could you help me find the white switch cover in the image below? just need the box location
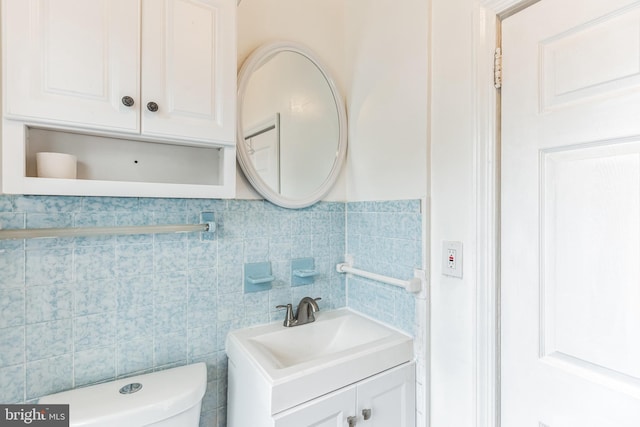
[442,241,463,278]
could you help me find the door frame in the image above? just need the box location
[471,1,534,426]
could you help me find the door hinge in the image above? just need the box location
[494,47,502,89]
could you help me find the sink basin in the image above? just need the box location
[226,308,413,415]
[248,310,400,369]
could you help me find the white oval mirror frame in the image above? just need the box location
[236,41,348,209]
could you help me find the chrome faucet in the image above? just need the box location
[295,296,320,324]
[276,297,321,327]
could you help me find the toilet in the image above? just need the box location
[38,363,207,427]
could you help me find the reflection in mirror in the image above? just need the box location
[237,42,347,209]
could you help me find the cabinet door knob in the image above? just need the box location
[347,416,357,427]
[121,96,135,107]
[362,408,372,420]
[147,102,159,112]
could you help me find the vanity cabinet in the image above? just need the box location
[226,309,415,427]
[274,363,415,427]
[273,363,415,427]
[1,0,236,198]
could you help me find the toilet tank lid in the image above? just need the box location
[38,363,207,427]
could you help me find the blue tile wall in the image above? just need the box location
[345,200,422,335]
[0,195,422,425]
[0,195,346,426]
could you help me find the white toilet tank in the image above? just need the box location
[38,363,207,427]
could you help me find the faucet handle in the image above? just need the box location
[275,303,295,327]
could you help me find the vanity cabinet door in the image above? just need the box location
[273,386,357,427]
[140,0,236,144]
[3,0,140,132]
[356,362,416,427]
[272,363,416,427]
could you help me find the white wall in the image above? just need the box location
[344,0,429,201]
[430,0,497,426]
[236,0,347,201]
[430,0,476,421]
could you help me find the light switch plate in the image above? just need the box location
[442,241,463,278]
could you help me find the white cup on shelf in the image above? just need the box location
[36,152,77,179]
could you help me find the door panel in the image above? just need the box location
[141,0,236,143]
[3,0,139,131]
[541,143,640,380]
[540,7,640,110]
[502,0,640,425]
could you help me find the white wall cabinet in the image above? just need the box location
[3,0,235,143]
[273,363,416,427]
[1,0,236,198]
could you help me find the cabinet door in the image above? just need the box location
[141,0,236,144]
[2,0,140,131]
[273,386,357,427]
[356,363,416,427]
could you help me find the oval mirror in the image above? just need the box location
[237,42,348,209]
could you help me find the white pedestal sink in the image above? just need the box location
[226,308,414,426]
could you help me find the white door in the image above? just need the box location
[248,131,280,192]
[356,362,415,427]
[245,114,281,192]
[3,0,139,131]
[502,0,640,426]
[273,386,356,427]
[141,0,236,143]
